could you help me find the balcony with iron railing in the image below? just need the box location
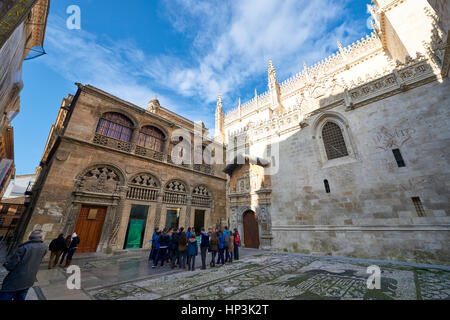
[93,134,215,176]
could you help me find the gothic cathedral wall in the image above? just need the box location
[270,77,450,264]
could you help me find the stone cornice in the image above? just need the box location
[272,224,450,232]
[228,55,442,142]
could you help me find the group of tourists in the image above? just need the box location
[47,232,81,269]
[149,226,241,271]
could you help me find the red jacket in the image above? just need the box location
[234,233,240,245]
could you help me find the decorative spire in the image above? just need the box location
[267,58,284,116]
[216,92,223,111]
[214,92,225,144]
[238,97,242,118]
[268,58,278,90]
[337,40,345,55]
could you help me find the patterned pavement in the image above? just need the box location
[1,249,449,300]
[86,252,450,300]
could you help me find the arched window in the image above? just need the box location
[137,126,165,152]
[322,122,349,160]
[96,112,133,142]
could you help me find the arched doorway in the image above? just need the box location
[243,210,259,249]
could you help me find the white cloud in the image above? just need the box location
[157,0,368,106]
[43,16,176,110]
[41,1,369,125]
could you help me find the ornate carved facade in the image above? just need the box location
[218,0,450,264]
[21,84,227,253]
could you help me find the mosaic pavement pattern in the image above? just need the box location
[86,253,450,300]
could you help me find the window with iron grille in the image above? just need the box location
[322,122,349,160]
[137,126,165,152]
[412,197,425,217]
[392,149,406,167]
[96,112,133,142]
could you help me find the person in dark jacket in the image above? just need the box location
[223,227,231,262]
[48,234,66,269]
[149,227,159,261]
[0,230,47,300]
[58,235,72,266]
[169,228,180,269]
[217,231,225,265]
[209,231,219,267]
[153,229,170,268]
[199,228,210,270]
[149,231,161,264]
[187,234,198,271]
[178,231,188,269]
[64,233,80,268]
[186,227,192,240]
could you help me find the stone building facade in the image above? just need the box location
[0,0,50,147]
[217,0,450,264]
[20,84,227,254]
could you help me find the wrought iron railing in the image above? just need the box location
[135,145,165,162]
[93,134,214,175]
[93,134,132,153]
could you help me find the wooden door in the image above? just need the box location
[243,210,259,249]
[74,206,107,253]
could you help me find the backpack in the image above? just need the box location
[223,234,230,248]
[171,233,179,248]
[178,233,187,246]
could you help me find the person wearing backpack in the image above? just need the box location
[149,227,159,261]
[170,228,180,269]
[48,234,66,269]
[223,227,231,263]
[199,228,210,270]
[153,229,169,268]
[233,229,240,261]
[217,231,225,266]
[178,231,188,269]
[187,234,198,271]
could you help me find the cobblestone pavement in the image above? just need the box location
[86,253,450,300]
[1,249,449,300]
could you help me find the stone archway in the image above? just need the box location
[68,164,126,253]
[243,210,259,249]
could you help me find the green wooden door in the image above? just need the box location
[125,219,145,249]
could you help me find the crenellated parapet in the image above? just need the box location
[224,32,384,125]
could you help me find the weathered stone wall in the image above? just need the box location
[270,77,450,264]
[24,87,227,252]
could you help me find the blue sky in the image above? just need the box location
[15,0,372,175]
